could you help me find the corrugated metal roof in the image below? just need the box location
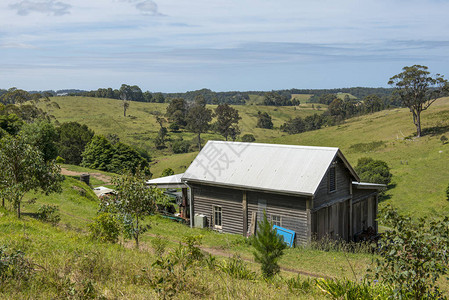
[352,181,386,190]
[146,173,186,189]
[182,141,357,196]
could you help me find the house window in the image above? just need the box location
[213,206,222,228]
[271,215,282,227]
[329,164,337,192]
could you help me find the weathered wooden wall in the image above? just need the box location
[313,157,352,209]
[247,191,309,245]
[192,184,244,234]
[191,183,310,245]
[312,200,350,241]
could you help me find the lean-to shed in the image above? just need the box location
[181,141,384,244]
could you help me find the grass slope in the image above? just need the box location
[38,96,449,217]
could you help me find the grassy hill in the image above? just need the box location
[38,96,449,217]
[0,174,379,298]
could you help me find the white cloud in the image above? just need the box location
[9,0,71,16]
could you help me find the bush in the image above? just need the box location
[369,205,449,299]
[89,212,121,243]
[241,134,256,142]
[252,212,287,278]
[55,156,65,164]
[286,276,313,295]
[217,255,256,280]
[355,157,392,185]
[0,246,33,282]
[161,168,174,177]
[172,139,190,154]
[37,205,61,225]
[151,235,169,257]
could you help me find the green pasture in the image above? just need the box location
[37,96,449,218]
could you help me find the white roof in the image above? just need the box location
[93,186,115,197]
[146,173,186,189]
[182,141,358,196]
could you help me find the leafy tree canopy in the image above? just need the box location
[355,157,392,185]
[0,134,63,218]
[388,65,448,137]
[56,122,94,165]
[256,111,273,129]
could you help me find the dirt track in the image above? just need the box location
[60,167,112,185]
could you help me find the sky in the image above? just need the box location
[1,0,449,92]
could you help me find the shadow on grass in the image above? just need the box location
[422,125,449,137]
[21,212,40,219]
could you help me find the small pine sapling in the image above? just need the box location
[252,211,287,278]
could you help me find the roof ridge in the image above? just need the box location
[206,140,339,151]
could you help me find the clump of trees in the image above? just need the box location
[81,135,151,177]
[263,92,299,106]
[56,122,94,165]
[213,103,241,141]
[256,111,273,129]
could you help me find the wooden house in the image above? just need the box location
[181,141,384,245]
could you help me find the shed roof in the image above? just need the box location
[146,173,186,189]
[182,141,359,196]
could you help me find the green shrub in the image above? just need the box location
[369,205,449,299]
[55,156,65,164]
[349,141,385,153]
[172,139,190,153]
[161,168,174,177]
[88,212,121,243]
[0,246,33,282]
[37,204,61,225]
[241,134,256,142]
[151,235,169,257]
[286,276,313,295]
[252,212,287,278]
[217,255,256,280]
[316,278,391,299]
[355,157,392,185]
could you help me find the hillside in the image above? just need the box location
[38,96,449,217]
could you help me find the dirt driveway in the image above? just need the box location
[60,167,112,185]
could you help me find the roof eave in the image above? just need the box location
[352,181,387,190]
[182,178,314,198]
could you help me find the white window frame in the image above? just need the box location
[271,215,282,227]
[213,206,222,229]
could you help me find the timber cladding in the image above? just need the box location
[191,183,310,245]
[313,157,352,209]
[192,185,244,234]
[247,191,309,245]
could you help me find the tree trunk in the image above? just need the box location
[1,197,4,208]
[135,217,139,249]
[17,204,21,218]
[198,133,202,151]
[416,112,422,137]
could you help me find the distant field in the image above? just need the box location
[38,96,324,176]
[336,92,357,100]
[246,94,265,105]
[291,94,313,103]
